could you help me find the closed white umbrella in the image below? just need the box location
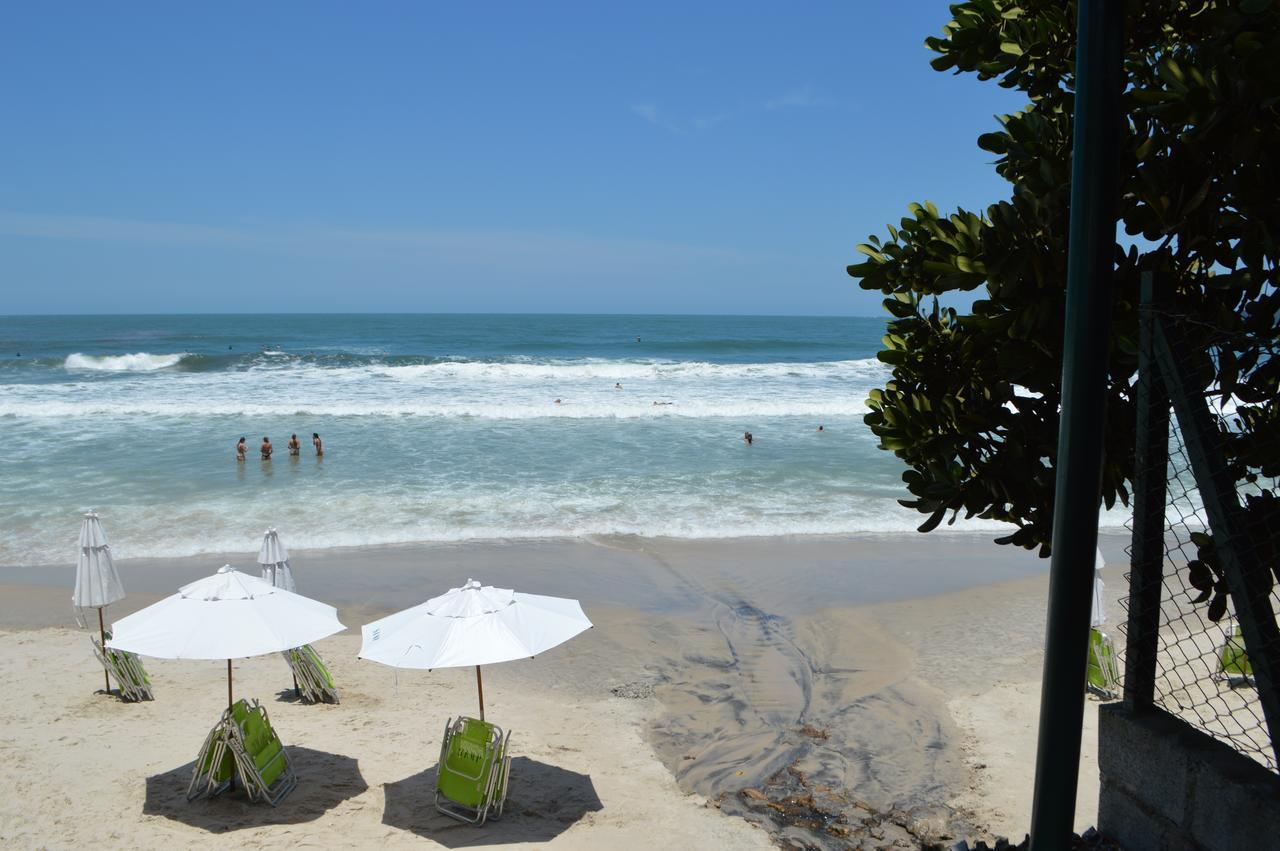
[257,528,295,592]
[73,511,126,693]
[359,578,592,720]
[108,565,345,709]
[1091,547,1107,628]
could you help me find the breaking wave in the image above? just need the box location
[64,352,190,372]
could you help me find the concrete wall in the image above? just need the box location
[1098,704,1280,851]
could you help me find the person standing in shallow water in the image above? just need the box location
[236,437,247,461]
[312,432,323,456]
[260,436,273,460]
[287,434,301,456]
[743,431,753,445]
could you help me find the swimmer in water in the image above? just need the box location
[554,398,562,404]
[260,436,273,460]
[743,431,753,445]
[312,432,323,456]
[287,434,301,456]
[236,437,247,462]
[817,425,824,432]
[615,382,622,390]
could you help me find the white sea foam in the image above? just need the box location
[3,356,890,420]
[64,352,189,372]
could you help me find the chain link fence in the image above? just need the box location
[1120,300,1280,771]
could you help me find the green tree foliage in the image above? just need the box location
[848,0,1280,586]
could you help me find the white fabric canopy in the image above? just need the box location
[107,565,344,660]
[257,528,295,593]
[359,578,592,670]
[73,511,126,610]
[1091,547,1107,628]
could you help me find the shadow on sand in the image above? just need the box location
[143,746,368,831]
[382,756,603,845]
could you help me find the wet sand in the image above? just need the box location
[0,532,1129,846]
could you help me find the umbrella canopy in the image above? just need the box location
[73,511,125,610]
[359,578,592,669]
[257,528,296,592]
[108,565,344,660]
[1091,547,1107,628]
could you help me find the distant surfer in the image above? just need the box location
[312,432,323,456]
[636,336,641,342]
[260,436,273,460]
[743,431,753,445]
[236,437,247,462]
[287,434,301,456]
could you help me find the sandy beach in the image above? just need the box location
[0,532,1129,848]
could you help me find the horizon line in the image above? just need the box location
[0,309,886,320]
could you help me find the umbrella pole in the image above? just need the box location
[98,607,110,693]
[476,665,485,722]
[228,659,233,712]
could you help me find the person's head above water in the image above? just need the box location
[291,433,297,440]
[239,437,245,443]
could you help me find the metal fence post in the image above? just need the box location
[1124,272,1168,712]
[1028,1,1124,847]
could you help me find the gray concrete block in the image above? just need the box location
[1099,704,1280,851]
[1098,780,1195,851]
[1187,741,1280,851]
[1098,704,1189,824]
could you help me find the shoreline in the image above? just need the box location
[0,532,1128,846]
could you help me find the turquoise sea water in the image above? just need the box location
[0,313,1022,565]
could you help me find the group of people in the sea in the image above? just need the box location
[236,433,323,461]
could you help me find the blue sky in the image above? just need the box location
[1,2,1026,316]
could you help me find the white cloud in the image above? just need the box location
[631,86,831,133]
[764,85,827,110]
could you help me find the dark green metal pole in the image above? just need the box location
[1029,1,1124,848]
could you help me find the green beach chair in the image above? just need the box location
[1086,627,1120,698]
[283,644,340,703]
[226,698,296,806]
[1215,624,1253,685]
[435,716,512,825]
[90,634,154,702]
[187,717,236,801]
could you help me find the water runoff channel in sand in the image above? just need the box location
[584,533,1052,846]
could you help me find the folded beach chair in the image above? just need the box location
[283,644,340,704]
[1214,623,1253,686]
[185,699,296,806]
[89,634,154,702]
[225,698,297,806]
[435,716,512,826]
[186,715,236,801]
[1086,627,1120,698]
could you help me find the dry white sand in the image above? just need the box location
[0,628,770,850]
[0,533,1130,847]
[865,569,1131,839]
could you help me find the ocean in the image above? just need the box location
[0,313,1027,566]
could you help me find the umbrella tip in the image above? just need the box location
[463,578,481,590]
[217,564,235,574]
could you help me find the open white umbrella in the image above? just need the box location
[73,511,126,693]
[257,528,295,592]
[107,565,345,710]
[358,578,592,720]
